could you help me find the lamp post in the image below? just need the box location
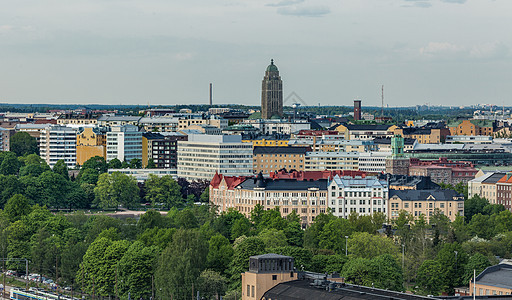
[345,236,349,256]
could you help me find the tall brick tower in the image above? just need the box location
[261,59,283,119]
[385,134,410,175]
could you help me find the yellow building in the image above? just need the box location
[76,127,107,165]
[388,189,464,222]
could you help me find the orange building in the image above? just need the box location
[469,263,512,296]
[448,119,496,136]
[76,127,107,165]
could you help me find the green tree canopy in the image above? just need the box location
[10,132,38,156]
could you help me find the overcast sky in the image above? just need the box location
[1,0,511,107]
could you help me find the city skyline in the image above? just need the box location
[1,0,511,106]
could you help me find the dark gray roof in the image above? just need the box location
[263,279,431,300]
[482,173,507,184]
[389,189,463,201]
[251,253,293,259]
[254,146,309,155]
[239,178,328,191]
[476,264,512,289]
[384,175,440,190]
[373,137,417,145]
[343,124,391,131]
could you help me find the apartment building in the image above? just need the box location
[390,126,450,144]
[333,124,395,140]
[328,175,388,218]
[142,132,187,168]
[388,189,464,222]
[357,152,389,172]
[97,115,141,127]
[106,125,142,162]
[304,151,388,172]
[76,127,108,165]
[57,113,100,126]
[210,173,328,226]
[139,117,179,132]
[244,119,311,135]
[39,125,78,168]
[0,127,14,151]
[408,157,478,185]
[448,119,496,136]
[177,134,253,181]
[253,146,308,174]
[468,172,505,205]
[288,137,378,153]
[497,173,512,211]
[177,115,228,130]
[242,136,289,147]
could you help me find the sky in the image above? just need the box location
[1,0,511,107]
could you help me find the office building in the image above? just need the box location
[177,134,253,181]
[142,132,187,168]
[253,146,308,174]
[106,125,142,162]
[76,127,108,165]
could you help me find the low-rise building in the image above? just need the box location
[469,263,512,296]
[328,175,388,218]
[388,189,464,222]
[177,134,253,181]
[253,146,308,174]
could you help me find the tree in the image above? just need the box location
[118,241,159,299]
[207,234,234,274]
[94,172,140,209]
[228,236,265,288]
[348,232,399,259]
[436,243,468,291]
[462,253,490,285]
[318,217,352,253]
[81,156,108,173]
[38,171,71,208]
[129,158,142,169]
[4,194,32,222]
[197,269,227,300]
[78,168,100,185]
[0,151,21,175]
[0,175,24,208]
[108,158,122,169]
[10,132,38,156]
[465,195,489,222]
[53,159,69,179]
[146,158,156,169]
[155,229,208,300]
[416,260,445,295]
[258,228,288,248]
[137,210,165,233]
[144,175,183,208]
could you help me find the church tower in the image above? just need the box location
[385,134,410,176]
[261,59,283,119]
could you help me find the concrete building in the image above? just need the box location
[305,151,360,171]
[448,119,496,136]
[39,125,78,168]
[333,123,395,140]
[242,136,290,147]
[469,263,512,296]
[358,152,389,172]
[244,119,310,135]
[497,173,512,211]
[139,117,179,132]
[388,189,464,222]
[353,100,362,121]
[261,59,283,119]
[97,115,141,127]
[391,126,450,144]
[288,137,378,153]
[142,132,187,169]
[76,127,108,165]
[106,125,142,162]
[15,123,49,142]
[253,146,308,174]
[241,254,296,300]
[0,127,14,151]
[409,157,478,185]
[446,135,493,144]
[57,113,100,126]
[177,115,228,130]
[177,134,253,181]
[328,175,388,218]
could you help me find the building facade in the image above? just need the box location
[177,134,253,181]
[253,146,308,174]
[388,189,464,222]
[0,127,14,151]
[142,132,187,168]
[328,175,388,218]
[76,127,108,165]
[106,125,142,162]
[39,125,78,168]
[261,59,283,119]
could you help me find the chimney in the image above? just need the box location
[354,100,362,121]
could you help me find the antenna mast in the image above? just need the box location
[381,85,384,117]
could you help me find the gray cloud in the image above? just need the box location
[441,0,467,3]
[402,0,467,8]
[276,5,330,17]
[266,0,304,7]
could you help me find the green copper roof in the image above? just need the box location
[266,59,279,72]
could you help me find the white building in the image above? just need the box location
[244,119,311,135]
[328,175,388,218]
[106,125,143,162]
[305,152,360,171]
[357,152,390,172]
[39,125,78,168]
[177,134,253,181]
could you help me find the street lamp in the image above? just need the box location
[402,244,405,270]
[454,251,459,274]
[345,236,349,256]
